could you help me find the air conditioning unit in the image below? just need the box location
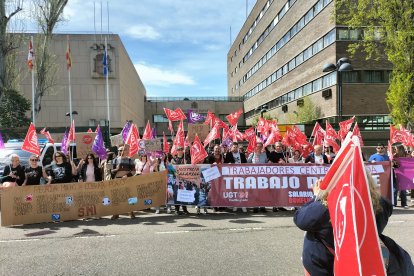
[322,89,332,98]
[297,99,304,106]
[282,105,288,113]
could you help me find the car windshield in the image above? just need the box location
[0,149,33,160]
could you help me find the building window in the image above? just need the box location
[313,38,323,54]
[362,71,384,83]
[342,71,358,83]
[338,29,349,40]
[154,115,169,123]
[323,72,337,88]
[303,83,312,96]
[324,29,335,46]
[313,78,322,92]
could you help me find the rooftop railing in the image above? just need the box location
[146,96,243,102]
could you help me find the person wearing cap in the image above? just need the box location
[368,143,390,162]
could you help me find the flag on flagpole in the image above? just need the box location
[102,47,108,76]
[142,121,152,140]
[66,36,72,70]
[191,134,208,165]
[27,38,34,70]
[163,132,170,154]
[0,132,5,150]
[92,125,107,160]
[61,129,69,155]
[125,124,140,157]
[22,123,40,156]
[67,120,76,144]
[40,128,55,144]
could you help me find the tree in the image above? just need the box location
[252,113,274,127]
[33,0,68,116]
[0,0,22,97]
[0,88,31,128]
[287,97,321,124]
[335,0,414,126]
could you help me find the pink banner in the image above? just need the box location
[394,158,414,190]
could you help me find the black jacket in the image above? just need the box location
[80,163,102,182]
[224,152,247,164]
[304,152,329,164]
[1,164,26,185]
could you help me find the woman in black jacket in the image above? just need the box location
[78,153,102,182]
[1,154,26,186]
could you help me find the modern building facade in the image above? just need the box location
[18,34,146,133]
[227,0,392,137]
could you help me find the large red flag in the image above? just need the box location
[164,108,187,121]
[352,122,364,146]
[311,122,324,137]
[228,124,244,142]
[264,123,282,147]
[125,124,140,157]
[27,38,34,70]
[204,111,215,126]
[203,124,220,147]
[22,123,40,156]
[244,127,257,154]
[325,121,340,152]
[67,120,76,145]
[212,117,229,130]
[256,117,269,135]
[40,128,55,144]
[322,137,386,276]
[390,124,405,144]
[142,121,152,140]
[173,120,185,148]
[338,116,355,141]
[191,134,208,165]
[163,132,170,154]
[226,108,243,126]
[66,36,72,70]
[399,125,412,146]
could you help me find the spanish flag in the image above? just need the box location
[27,38,34,70]
[65,36,72,70]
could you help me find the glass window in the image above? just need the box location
[297,17,305,30]
[276,41,282,51]
[287,92,294,102]
[273,15,279,26]
[291,23,298,37]
[296,53,304,66]
[154,115,169,123]
[343,71,358,83]
[275,97,281,107]
[276,68,282,79]
[313,78,322,92]
[338,29,349,40]
[271,72,277,82]
[304,9,314,25]
[313,38,323,54]
[349,29,361,40]
[266,50,272,60]
[323,72,337,88]
[303,83,312,95]
[314,0,323,14]
[324,29,335,46]
[282,94,288,104]
[294,87,303,98]
[362,71,383,83]
[303,46,313,61]
[289,59,296,71]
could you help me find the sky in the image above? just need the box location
[16,0,256,98]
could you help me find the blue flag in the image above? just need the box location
[92,125,107,160]
[102,49,108,76]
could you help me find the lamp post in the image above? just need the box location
[322,57,353,122]
[65,110,78,118]
[256,104,268,118]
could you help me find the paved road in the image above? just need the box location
[1,207,414,276]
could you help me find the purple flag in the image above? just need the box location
[394,157,414,190]
[0,132,5,150]
[121,121,132,142]
[92,125,107,160]
[61,129,69,155]
[222,138,233,148]
[151,127,157,139]
[187,109,205,124]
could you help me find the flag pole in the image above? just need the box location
[67,36,73,125]
[31,36,35,125]
[105,36,111,141]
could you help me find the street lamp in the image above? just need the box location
[256,104,268,118]
[322,57,353,122]
[65,110,78,117]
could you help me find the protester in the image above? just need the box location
[78,153,102,182]
[267,142,286,163]
[1,154,26,186]
[23,155,51,185]
[248,141,268,213]
[158,154,172,214]
[368,143,390,162]
[184,145,191,164]
[392,145,408,209]
[288,150,304,163]
[101,152,115,181]
[305,145,329,164]
[171,146,190,215]
[324,146,336,164]
[206,144,224,164]
[135,154,156,175]
[224,142,247,213]
[49,151,73,184]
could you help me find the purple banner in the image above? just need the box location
[394,158,414,190]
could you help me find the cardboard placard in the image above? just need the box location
[139,139,162,153]
[187,124,210,143]
[1,171,167,226]
[110,134,124,147]
[76,132,96,158]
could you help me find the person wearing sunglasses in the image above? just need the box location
[49,151,73,184]
[368,143,390,162]
[77,153,102,183]
[23,155,51,185]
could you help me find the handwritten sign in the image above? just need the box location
[187,124,210,142]
[110,134,124,146]
[202,166,221,182]
[177,189,196,203]
[139,139,162,153]
[176,165,201,187]
[0,171,167,226]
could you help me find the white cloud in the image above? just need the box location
[125,25,161,40]
[134,63,195,87]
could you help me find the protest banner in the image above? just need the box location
[187,124,210,143]
[1,171,167,226]
[110,134,124,146]
[394,157,414,190]
[139,139,162,153]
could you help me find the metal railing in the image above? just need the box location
[146,96,243,102]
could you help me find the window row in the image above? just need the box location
[342,70,392,84]
[243,29,336,101]
[242,0,273,45]
[245,72,337,119]
[242,0,297,64]
[240,0,332,87]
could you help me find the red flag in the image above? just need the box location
[228,124,244,142]
[390,124,405,144]
[399,125,412,146]
[204,111,215,126]
[142,121,152,140]
[264,123,282,147]
[164,108,187,121]
[163,132,170,154]
[203,124,220,147]
[256,117,269,135]
[191,134,208,165]
[87,128,93,133]
[22,123,40,156]
[300,142,314,158]
[173,120,185,149]
[66,36,72,70]
[352,122,364,146]
[338,116,355,141]
[184,133,191,147]
[387,140,393,162]
[325,121,340,152]
[212,117,229,130]
[27,38,34,70]
[67,120,76,145]
[313,130,324,147]
[311,122,324,137]
[40,128,55,144]
[281,127,294,147]
[322,137,386,276]
[244,127,257,154]
[226,108,243,126]
[125,124,140,157]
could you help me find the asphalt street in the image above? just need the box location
[1,206,414,276]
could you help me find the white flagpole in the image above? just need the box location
[31,36,35,125]
[68,37,73,124]
[105,36,111,138]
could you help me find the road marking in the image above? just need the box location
[0,239,40,243]
[389,220,405,224]
[156,230,190,234]
[0,234,117,243]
